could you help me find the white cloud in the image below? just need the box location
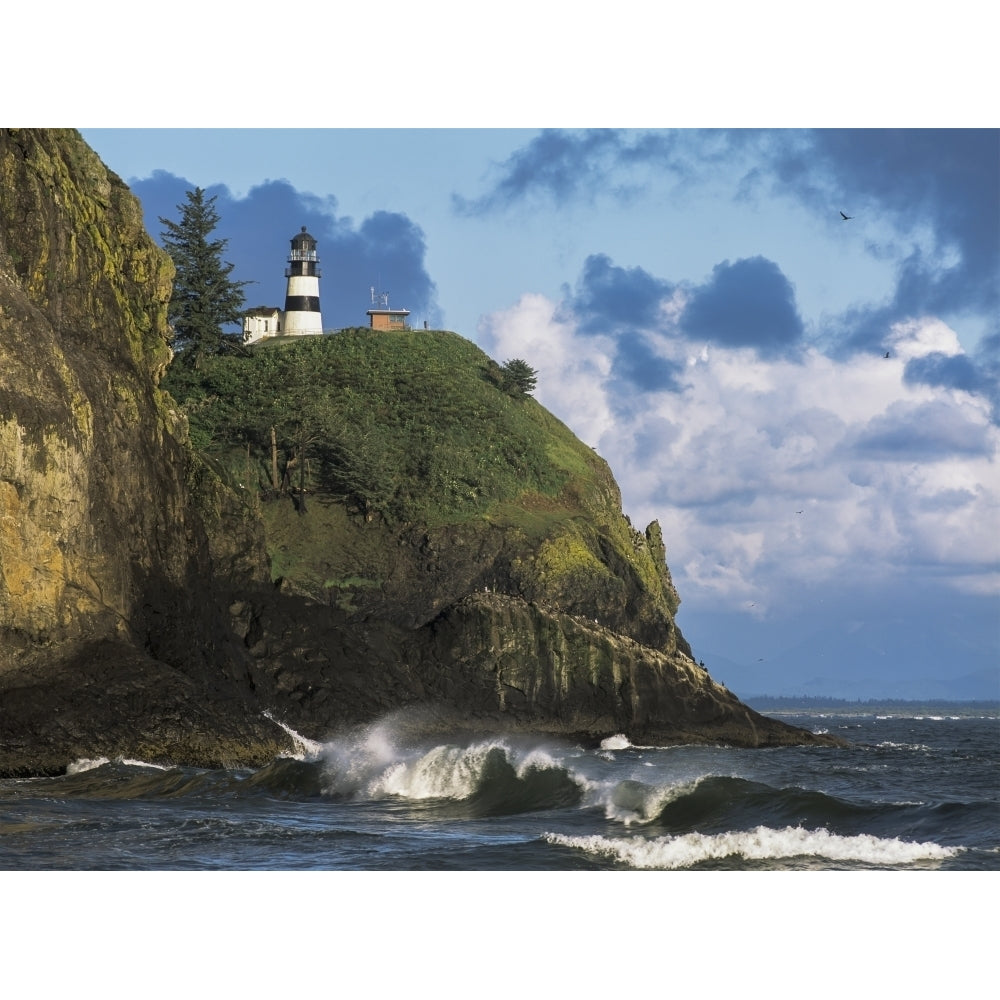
[478,293,616,447]
[887,316,965,360]
[480,301,1000,614]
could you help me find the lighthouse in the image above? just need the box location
[283,226,323,335]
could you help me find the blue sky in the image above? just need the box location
[78,127,999,701]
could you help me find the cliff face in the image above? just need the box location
[0,129,286,773]
[0,130,839,776]
[0,128,178,645]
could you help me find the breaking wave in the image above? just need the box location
[545,827,961,869]
[318,724,582,816]
[5,709,989,870]
[600,734,632,750]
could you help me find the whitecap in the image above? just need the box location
[600,734,632,751]
[545,826,960,869]
[66,757,171,774]
[368,742,502,800]
[66,757,110,774]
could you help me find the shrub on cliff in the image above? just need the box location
[499,358,539,398]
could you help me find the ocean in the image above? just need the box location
[1,705,996,872]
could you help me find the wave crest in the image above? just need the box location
[318,725,583,815]
[546,827,961,869]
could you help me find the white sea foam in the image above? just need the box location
[66,757,110,774]
[263,710,323,760]
[546,826,961,869]
[600,734,633,750]
[66,757,171,774]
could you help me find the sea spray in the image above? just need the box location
[372,743,505,800]
[319,717,414,797]
[66,758,111,774]
[591,776,703,826]
[316,723,585,813]
[263,711,324,760]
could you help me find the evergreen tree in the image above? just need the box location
[159,188,249,365]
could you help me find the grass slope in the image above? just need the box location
[163,330,663,611]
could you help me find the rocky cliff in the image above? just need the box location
[0,129,839,776]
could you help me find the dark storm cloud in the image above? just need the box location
[452,129,685,214]
[566,254,675,335]
[851,400,993,460]
[131,172,440,331]
[680,256,804,353]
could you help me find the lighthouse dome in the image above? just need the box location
[290,226,317,251]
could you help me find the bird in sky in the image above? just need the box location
[884,351,891,359]
[840,211,854,221]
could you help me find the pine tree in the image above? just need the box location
[159,188,249,365]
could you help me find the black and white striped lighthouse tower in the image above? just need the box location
[283,227,323,335]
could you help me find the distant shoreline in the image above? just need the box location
[745,696,999,718]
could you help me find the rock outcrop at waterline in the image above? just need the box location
[0,129,839,776]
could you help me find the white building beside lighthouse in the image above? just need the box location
[242,226,324,344]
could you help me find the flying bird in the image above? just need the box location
[840,211,853,221]
[884,351,891,359]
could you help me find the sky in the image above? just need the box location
[76,126,999,701]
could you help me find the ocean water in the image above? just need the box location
[1,707,996,872]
